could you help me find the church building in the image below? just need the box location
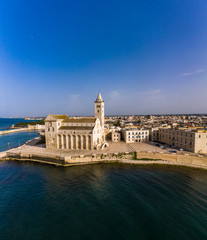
[45,92,105,150]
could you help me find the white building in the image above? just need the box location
[45,92,106,150]
[122,129,149,143]
[158,128,207,153]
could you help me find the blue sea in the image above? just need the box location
[0,119,207,239]
[0,163,207,240]
[0,118,32,131]
[0,118,40,151]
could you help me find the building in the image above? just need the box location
[149,127,159,142]
[27,124,45,131]
[111,131,121,142]
[45,92,105,150]
[122,129,149,143]
[158,128,207,153]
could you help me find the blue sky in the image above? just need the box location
[0,0,207,117]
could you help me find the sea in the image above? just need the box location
[0,118,40,151]
[0,118,207,239]
[0,163,206,240]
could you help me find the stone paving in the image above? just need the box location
[6,138,190,158]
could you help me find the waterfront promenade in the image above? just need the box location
[3,138,182,157]
[1,137,207,169]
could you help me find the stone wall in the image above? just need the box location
[136,152,207,168]
[3,151,207,169]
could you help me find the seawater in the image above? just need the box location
[0,118,40,151]
[0,118,33,131]
[0,131,40,151]
[0,162,206,240]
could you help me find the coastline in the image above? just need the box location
[1,137,207,170]
[0,128,38,136]
[2,157,207,171]
[2,153,207,171]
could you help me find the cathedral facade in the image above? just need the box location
[45,92,105,150]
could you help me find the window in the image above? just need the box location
[199,135,201,138]
[48,128,50,131]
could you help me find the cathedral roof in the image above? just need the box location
[62,117,96,123]
[95,92,104,102]
[59,126,94,131]
[53,114,69,120]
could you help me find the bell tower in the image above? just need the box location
[95,92,104,128]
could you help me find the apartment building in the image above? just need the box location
[158,128,207,153]
[122,129,149,143]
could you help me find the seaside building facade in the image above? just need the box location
[45,93,105,150]
[158,128,207,153]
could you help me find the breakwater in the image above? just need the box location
[0,128,28,135]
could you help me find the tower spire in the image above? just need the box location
[95,92,104,102]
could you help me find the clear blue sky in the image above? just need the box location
[0,0,207,117]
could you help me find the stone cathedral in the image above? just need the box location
[45,92,105,150]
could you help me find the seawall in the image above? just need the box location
[0,128,29,135]
[2,151,207,170]
[136,151,207,168]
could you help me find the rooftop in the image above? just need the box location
[62,118,96,123]
[53,114,69,120]
[59,126,94,131]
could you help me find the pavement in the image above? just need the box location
[5,138,194,158]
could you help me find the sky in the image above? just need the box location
[0,0,207,117]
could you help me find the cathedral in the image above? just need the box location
[45,92,105,150]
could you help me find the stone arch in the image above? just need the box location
[83,135,86,149]
[88,135,91,150]
[58,135,61,149]
[78,135,81,149]
[63,135,66,149]
[73,135,76,149]
[68,135,72,149]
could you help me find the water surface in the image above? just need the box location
[0,118,33,131]
[0,162,207,240]
[0,131,40,152]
